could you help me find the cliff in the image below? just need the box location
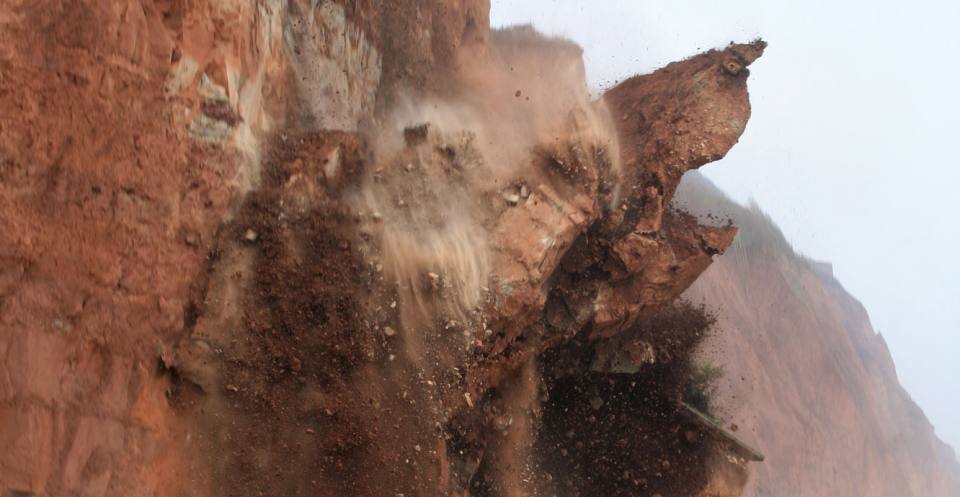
[0,2,767,496]
[677,173,960,497]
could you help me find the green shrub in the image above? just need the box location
[683,361,724,414]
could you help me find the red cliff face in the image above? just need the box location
[0,2,763,497]
[678,173,960,497]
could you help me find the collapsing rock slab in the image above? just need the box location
[163,12,765,497]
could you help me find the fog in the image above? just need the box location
[490,0,960,451]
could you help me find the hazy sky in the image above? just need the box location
[490,0,960,451]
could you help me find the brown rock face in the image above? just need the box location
[583,41,765,337]
[0,2,762,496]
[605,41,765,202]
[0,1,251,495]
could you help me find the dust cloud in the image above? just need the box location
[349,26,622,367]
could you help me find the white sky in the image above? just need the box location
[491,0,960,451]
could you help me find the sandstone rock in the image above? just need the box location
[0,1,763,496]
[0,403,54,493]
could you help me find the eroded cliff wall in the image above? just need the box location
[678,173,960,497]
[0,2,763,496]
